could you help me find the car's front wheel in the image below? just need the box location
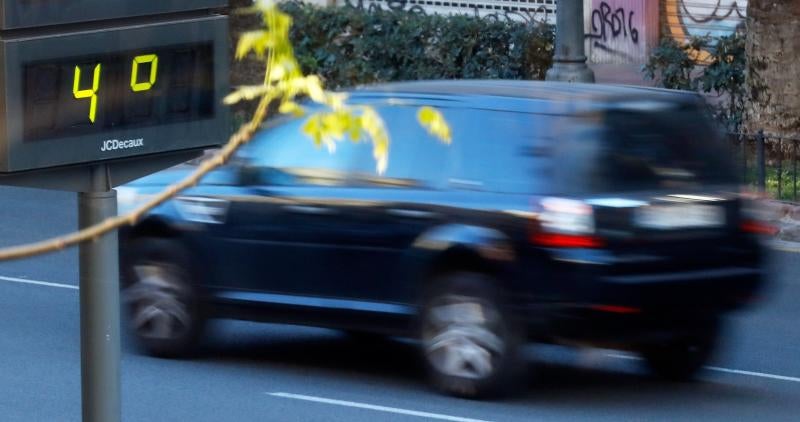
[420,271,522,398]
[122,238,204,358]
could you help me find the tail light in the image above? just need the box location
[530,197,604,248]
[740,220,778,235]
[739,196,778,236]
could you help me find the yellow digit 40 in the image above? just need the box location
[73,63,101,123]
[71,54,158,124]
[131,54,158,92]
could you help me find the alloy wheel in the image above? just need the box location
[422,294,506,380]
[123,263,192,341]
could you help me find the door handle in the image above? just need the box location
[387,208,436,219]
[282,204,335,215]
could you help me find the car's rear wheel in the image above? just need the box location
[420,271,522,398]
[122,238,204,358]
[640,318,720,381]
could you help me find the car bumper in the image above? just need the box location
[580,266,763,310]
[515,259,765,345]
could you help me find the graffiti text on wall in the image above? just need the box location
[678,0,745,33]
[666,0,747,61]
[343,0,555,25]
[586,1,641,60]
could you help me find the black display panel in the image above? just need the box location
[0,0,227,30]
[0,15,229,173]
[23,43,215,141]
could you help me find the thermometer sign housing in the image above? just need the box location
[0,13,229,172]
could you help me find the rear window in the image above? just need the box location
[566,105,737,192]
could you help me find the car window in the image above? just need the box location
[448,109,554,194]
[236,105,556,193]
[349,105,452,189]
[578,105,737,192]
[236,115,370,186]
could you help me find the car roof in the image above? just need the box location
[349,80,699,113]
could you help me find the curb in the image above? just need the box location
[768,239,800,254]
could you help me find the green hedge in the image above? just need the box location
[281,2,554,89]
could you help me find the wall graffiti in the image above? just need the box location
[479,6,553,25]
[584,0,649,63]
[341,0,556,25]
[677,0,746,38]
[664,0,747,61]
[586,1,640,59]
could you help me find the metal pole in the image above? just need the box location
[777,139,783,199]
[793,140,797,201]
[757,130,766,193]
[78,164,120,422]
[546,0,595,83]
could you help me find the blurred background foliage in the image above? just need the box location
[229,1,554,125]
[643,33,747,133]
[282,1,554,89]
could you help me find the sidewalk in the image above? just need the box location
[765,201,800,243]
[589,64,654,86]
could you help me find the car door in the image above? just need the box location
[336,103,456,304]
[324,103,550,305]
[259,103,455,304]
[207,115,392,301]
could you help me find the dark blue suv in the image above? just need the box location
[118,80,766,398]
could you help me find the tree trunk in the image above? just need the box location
[744,0,800,137]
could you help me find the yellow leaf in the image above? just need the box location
[278,101,305,117]
[418,106,436,124]
[223,85,271,105]
[236,30,269,59]
[321,112,347,140]
[302,115,323,147]
[305,76,326,103]
[327,92,348,110]
[417,106,451,143]
[347,115,363,142]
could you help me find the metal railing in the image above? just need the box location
[730,131,800,202]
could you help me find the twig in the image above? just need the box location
[0,91,274,261]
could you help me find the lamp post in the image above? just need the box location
[546,0,595,83]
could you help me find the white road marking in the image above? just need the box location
[703,366,800,383]
[607,353,800,383]
[267,392,492,422]
[0,275,78,290]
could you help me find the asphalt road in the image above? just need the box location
[0,186,799,422]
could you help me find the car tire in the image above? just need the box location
[122,238,205,358]
[640,318,721,381]
[420,271,522,399]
